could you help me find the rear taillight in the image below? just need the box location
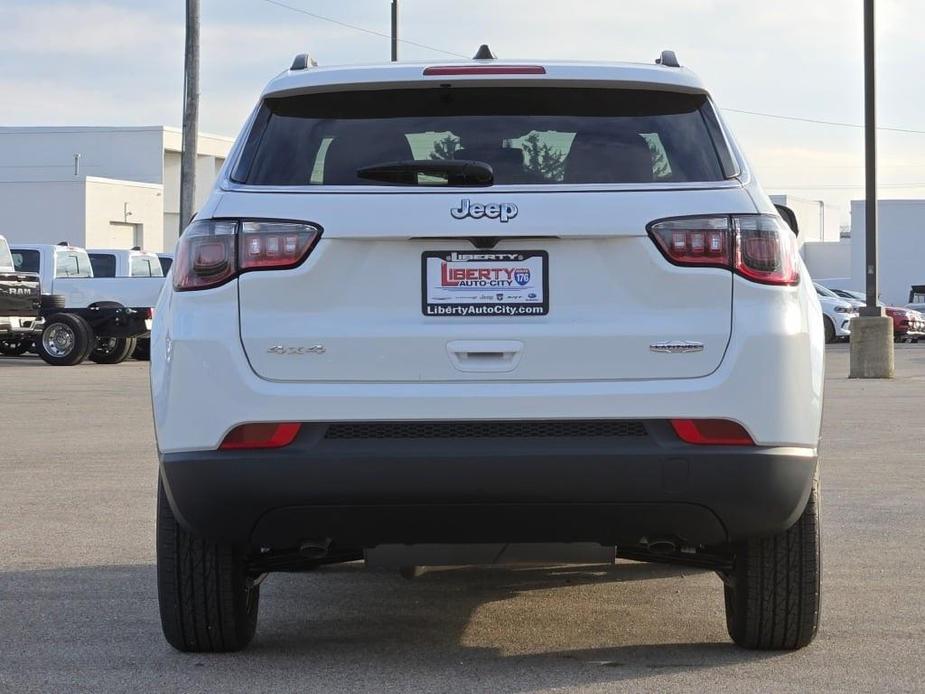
[173,219,322,291]
[670,419,754,446]
[649,214,799,286]
[240,221,320,270]
[220,423,301,450]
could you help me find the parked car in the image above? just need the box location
[10,243,160,365]
[826,287,866,309]
[87,247,165,360]
[825,288,925,342]
[814,283,857,343]
[907,285,925,313]
[0,234,42,356]
[151,49,823,653]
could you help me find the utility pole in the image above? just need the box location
[179,0,200,233]
[391,0,398,61]
[850,0,894,378]
[862,0,879,317]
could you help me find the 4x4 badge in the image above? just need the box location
[451,199,518,223]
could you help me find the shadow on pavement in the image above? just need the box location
[0,560,785,692]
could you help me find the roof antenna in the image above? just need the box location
[473,44,497,60]
[290,53,318,70]
[655,50,680,67]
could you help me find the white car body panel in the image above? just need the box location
[151,59,824,453]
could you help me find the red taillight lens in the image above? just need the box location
[173,219,238,291]
[648,214,799,286]
[734,216,800,286]
[423,65,546,76]
[670,419,754,446]
[220,422,301,450]
[240,221,321,270]
[173,219,322,291]
[649,217,731,268]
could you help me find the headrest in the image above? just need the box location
[564,132,654,184]
[323,132,413,185]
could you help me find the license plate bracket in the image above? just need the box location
[421,250,548,317]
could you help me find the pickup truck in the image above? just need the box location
[88,247,165,280]
[0,235,43,356]
[10,243,162,365]
[87,247,165,360]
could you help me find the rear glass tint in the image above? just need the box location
[130,255,164,277]
[11,249,39,273]
[55,250,92,278]
[89,253,117,277]
[234,87,729,186]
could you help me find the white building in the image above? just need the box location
[769,195,840,244]
[769,194,851,282]
[0,126,233,253]
[849,199,925,306]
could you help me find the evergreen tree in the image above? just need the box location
[522,133,566,181]
[430,135,460,160]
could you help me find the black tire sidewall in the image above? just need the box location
[89,336,137,364]
[156,479,259,652]
[823,316,836,343]
[36,314,92,366]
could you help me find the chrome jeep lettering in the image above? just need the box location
[450,199,518,223]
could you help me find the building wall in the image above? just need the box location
[802,240,852,282]
[851,200,925,305]
[161,131,231,247]
[770,195,840,245]
[0,126,233,252]
[0,180,86,245]
[84,177,165,252]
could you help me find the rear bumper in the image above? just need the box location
[159,420,817,550]
[0,315,43,337]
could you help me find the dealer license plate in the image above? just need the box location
[421,250,548,317]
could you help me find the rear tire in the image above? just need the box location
[132,337,151,361]
[36,314,92,366]
[723,480,821,650]
[823,316,836,344]
[157,479,259,652]
[89,336,137,364]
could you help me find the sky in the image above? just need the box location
[1,0,924,224]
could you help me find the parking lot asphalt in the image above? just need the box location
[1,347,924,693]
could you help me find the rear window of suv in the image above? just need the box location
[233,87,733,187]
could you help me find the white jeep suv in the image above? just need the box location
[152,49,824,653]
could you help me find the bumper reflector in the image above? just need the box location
[670,419,754,446]
[220,423,301,450]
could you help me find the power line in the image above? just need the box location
[723,108,925,135]
[260,0,467,59]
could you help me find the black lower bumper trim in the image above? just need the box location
[159,420,817,550]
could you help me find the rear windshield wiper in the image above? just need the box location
[356,159,493,186]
